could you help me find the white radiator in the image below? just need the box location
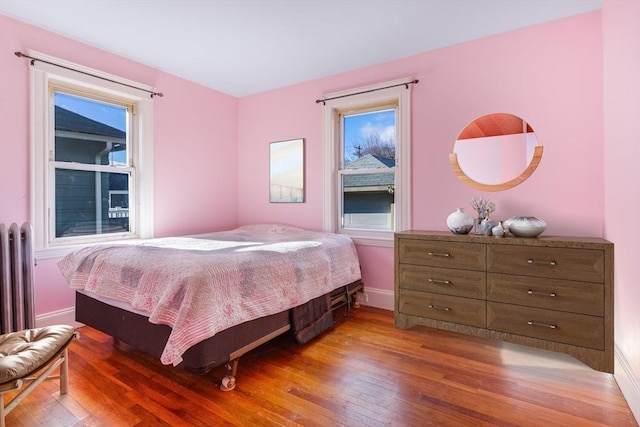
[0,222,36,333]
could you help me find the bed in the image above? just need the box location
[58,224,362,390]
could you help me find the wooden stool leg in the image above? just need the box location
[1,394,6,427]
[60,348,69,395]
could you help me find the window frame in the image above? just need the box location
[322,79,412,247]
[29,51,155,259]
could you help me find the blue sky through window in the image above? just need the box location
[343,109,395,164]
[54,92,127,164]
[54,92,126,131]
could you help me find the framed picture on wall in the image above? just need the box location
[269,138,305,203]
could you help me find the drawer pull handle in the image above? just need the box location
[428,304,451,311]
[527,259,558,266]
[527,320,557,329]
[428,252,451,257]
[527,290,557,297]
[428,279,451,285]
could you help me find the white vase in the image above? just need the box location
[492,221,507,237]
[481,216,495,236]
[447,208,474,235]
[504,216,547,237]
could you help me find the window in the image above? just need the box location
[52,91,131,238]
[29,52,154,257]
[322,79,412,246]
[341,108,396,231]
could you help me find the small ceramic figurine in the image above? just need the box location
[481,216,495,236]
[492,221,507,237]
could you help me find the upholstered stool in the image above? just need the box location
[0,325,77,427]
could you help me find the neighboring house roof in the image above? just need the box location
[55,106,125,139]
[344,154,395,189]
[345,154,395,169]
[344,173,394,188]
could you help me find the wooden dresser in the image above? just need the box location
[394,231,614,373]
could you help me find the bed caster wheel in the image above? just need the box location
[220,375,236,391]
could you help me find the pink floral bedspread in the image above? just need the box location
[58,224,361,365]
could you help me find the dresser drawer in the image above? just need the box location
[487,273,603,316]
[487,302,604,350]
[397,239,485,270]
[399,264,486,299]
[398,289,486,328]
[487,246,604,283]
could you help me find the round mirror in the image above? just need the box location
[449,113,543,192]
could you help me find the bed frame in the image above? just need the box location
[76,280,363,390]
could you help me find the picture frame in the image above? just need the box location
[269,138,305,203]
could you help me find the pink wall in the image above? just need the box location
[0,10,607,319]
[238,12,605,294]
[0,15,239,315]
[237,84,326,230]
[603,0,640,417]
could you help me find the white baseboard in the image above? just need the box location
[356,287,394,311]
[615,345,640,424]
[36,306,83,329]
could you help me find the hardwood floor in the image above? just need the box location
[5,306,637,426]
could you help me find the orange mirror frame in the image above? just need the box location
[449,145,543,192]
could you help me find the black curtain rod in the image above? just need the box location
[315,79,418,105]
[15,51,164,98]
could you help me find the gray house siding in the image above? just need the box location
[54,106,128,236]
[343,154,395,229]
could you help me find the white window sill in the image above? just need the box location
[36,237,145,261]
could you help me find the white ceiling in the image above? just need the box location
[0,0,602,97]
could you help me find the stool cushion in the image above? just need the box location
[0,325,75,385]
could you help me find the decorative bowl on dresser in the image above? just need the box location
[394,230,614,373]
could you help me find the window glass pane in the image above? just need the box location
[54,92,128,166]
[55,169,130,237]
[341,108,396,232]
[343,109,396,168]
[342,172,395,231]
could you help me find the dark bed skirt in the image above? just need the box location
[76,291,291,373]
[75,280,362,373]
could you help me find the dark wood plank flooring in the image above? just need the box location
[5,307,637,426]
